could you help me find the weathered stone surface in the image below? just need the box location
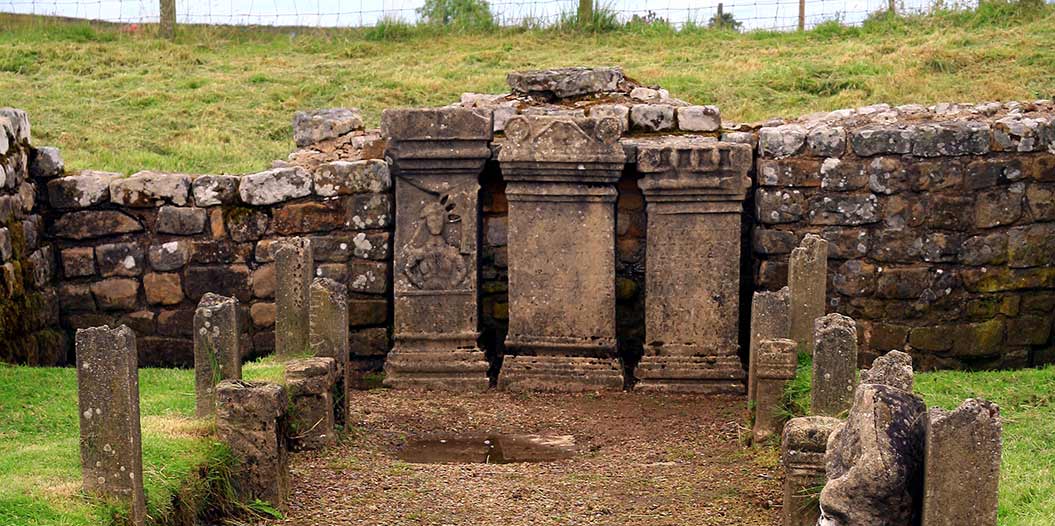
[807,126,847,157]
[348,259,388,294]
[807,193,879,225]
[52,210,143,240]
[749,287,790,406]
[191,174,240,206]
[193,293,242,417]
[148,241,191,271]
[789,234,828,355]
[756,188,806,224]
[90,278,140,310]
[506,67,623,99]
[250,302,276,328]
[759,125,806,158]
[47,171,115,209]
[314,159,391,196]
[75,325,146,525]
[911,121,989,157]
[30,145,63,178]
[819,383,926,526]
[293,108,363,147]
[156,206,207,235]
[499,115,625,391]
[142,272,182,306]
[676,105,720,132]
[381,107,491,390]
[275,238,313,357]
[110,171,192,207]
[974,184,1024,228]
[224,208,270,242]
[629,104,675,132]
[850,125,913,156]
[238,167,313,206]
[753,229,799,255]
[1025,182,1055,220]
[860,350,913,391]
[1008,223,1055,268]
[922,399,1002,526]
[347,193,392,230]
[635,139,753,393]
[285,357,336,450]
[758,159,821,187]
[588,104,630,133]
[184,264,251,302]
[782,416,842,526]
[61,247,96,278]
[95,242,144,278]
[811,313,858,417]
[271,201,342,235]
[752,338,798,444]
[309,278,348,424]
[215,380,289,510]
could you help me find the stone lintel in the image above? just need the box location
[635,140,753,202]
[381,107,494,176]
[498,115,626,177]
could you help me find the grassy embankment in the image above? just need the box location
[783,356,1055,525]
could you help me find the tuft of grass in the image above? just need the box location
[782,357,1055,525]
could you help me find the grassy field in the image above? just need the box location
[0,359,285,525]
[1,2,1054,175]
[783,357,1055,525]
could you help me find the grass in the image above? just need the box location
[0,358,285,525]
[782,355,1055,525]
[0,1,1052,174]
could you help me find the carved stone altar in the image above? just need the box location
[381,107,492,390]
[497,115,626,391]
[634,139,753,393]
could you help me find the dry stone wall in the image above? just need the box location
[754,102,1055,370]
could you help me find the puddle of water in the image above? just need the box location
[397,434,576,465]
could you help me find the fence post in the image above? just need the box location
[798,0,805,30]
[159,0,175,39]
[578,0,593,25]
[888,0,896,14]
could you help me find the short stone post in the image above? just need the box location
[749,287,790,408]
[752,338,798,445]
[274,237,313,357]
[380,107,492,390]
[788,233,828,355]
[215,380,290,510]
[810,313,857,416]
[309,277,349,425]
[634,139,754,393]
[194,293,242,417]
[75,325,146,525]
[285,357,338,451]
[781,416,841,526]
[498,115,626,391]
[922,399,1002,526]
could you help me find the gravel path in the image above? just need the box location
[266,390,783,526]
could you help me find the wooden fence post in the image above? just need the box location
[578,0,593,25]
[160,0,175,39]
[798,0,806,31]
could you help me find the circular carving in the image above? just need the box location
[504,116,531,143]
[596,117,622,144]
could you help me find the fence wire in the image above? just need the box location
[0,0,984,31]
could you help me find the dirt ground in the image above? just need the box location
[267,390,784,526]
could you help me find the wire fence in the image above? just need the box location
[0,0,984,31]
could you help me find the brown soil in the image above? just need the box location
[265,390,783,526]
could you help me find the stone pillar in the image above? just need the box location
[309,277,349,425]
[216,380,289,510]
[274,237,312,357]
[75,325,146,525]
[781,416,841,526]
[749,287,790,408]
[788,233,828,355]
[752,338,798,444]
[811,313,858,416]
[380,107,492,390]
[194,293,242,418]
[285,357,337,451]
[633,139,753,393]
[922,399,1002,526]
[497,115,626,391]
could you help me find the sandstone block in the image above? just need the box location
[238,167,313,205]
[215,380,289,510]
[676,105,720,132]
[61,247,96,278]
[759,125,806,158]
[314,159,391,196]
[588,104,630,132]
[850,125,913,156]
[629,104,675,132]
[191,174,240,206]
[922,399,1002,526]
[275,238,313,357]
[782,416,842,526]
[285,357,337,450]
[47,171,115,209]
[272,201,342,235]
[52,210,142,240]
[156,206,207,235]
[143,272,183,306]
[748,287,790,405]
[346,193,392,229]
[811,313,857,416]
[250,302,276,328]
[789,234,828,355]
[806,193,879,225]
[184,264,251,302]
[807,126,846,157]
[110,171,192,207]
[756,188,806,224]
[293,108,363,147]
[752,338,798,444]
[506,67,623,99]
[95,242,144,277]
[30,146,63,178]
[148,241,192,271]
[194,293,242,417]
[911,121,989,157]
[90,278,140,310]
[1008,223,1055,268]
[974,184,1024,228]
[224,208,270,242]
[860,349,913,391]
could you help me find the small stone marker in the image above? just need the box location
[309,277,349,425]
[922,399,1002,526]
[274,237,312,357]
[781,416,841,526]
[75,325,146,525]
[788,234,828,355]
[811,313,857,416]
[820,383,927,526]
[285,357,338,451]
[216,380,290,510]
[193,293,242,417]
[861,349,914,392]
[748,287,790,407]
[752,338,798,444]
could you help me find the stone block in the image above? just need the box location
[908,159,963,192]
[755,188,805,224]
[911,121,989,157]
[752,229,798,255]
[748,287,790,406]
[110,171,192,207]
[309,278,349,424]
[314,159,391,196]
[272,201,342,235]
[285,357,337,450]
[30,146,63,178]
[194,293,242,417]
[588,104,630,132]
[950,319,1005,357]
[90,278,140,311]
[275,238,313,357]
[758,159,821,187]
[75,325,146,525]
[349,327,388,357]
[250,302,276,328]
[629,104,675,132]
[348,298,388,327]
[860,349,913,391]
[974,184,1024,228]
[52,210,142,240]
[922,399,1001,526]
[46,171,115,209]
[191,174,240,206]
[61,247,95,278]
[95,242,144,278]
[252,264,275,299]
[850,125,913,156]
[60,283,95,312]
[1006,315,1051,346]
[758,125,806,158]
[832,259,876,297]
[238,167,313,206]
[789,234,828,355]
[1008,223,1055,268]
[348,259,388,295]
[184,264,251,302]
[806,193,879,225]
[676,105,720,132]
[293,108,363,147]
[215,380,289,510]
[346,193,392,230]
[811,313,857,416]
[156,206,206,235]
[752,338,797,444]
[224,208,270,242]
[781,416,842,526]
[143,272,183,306]
[148,241,192,272]
[807,125,846,157]
[506,67,623,99]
